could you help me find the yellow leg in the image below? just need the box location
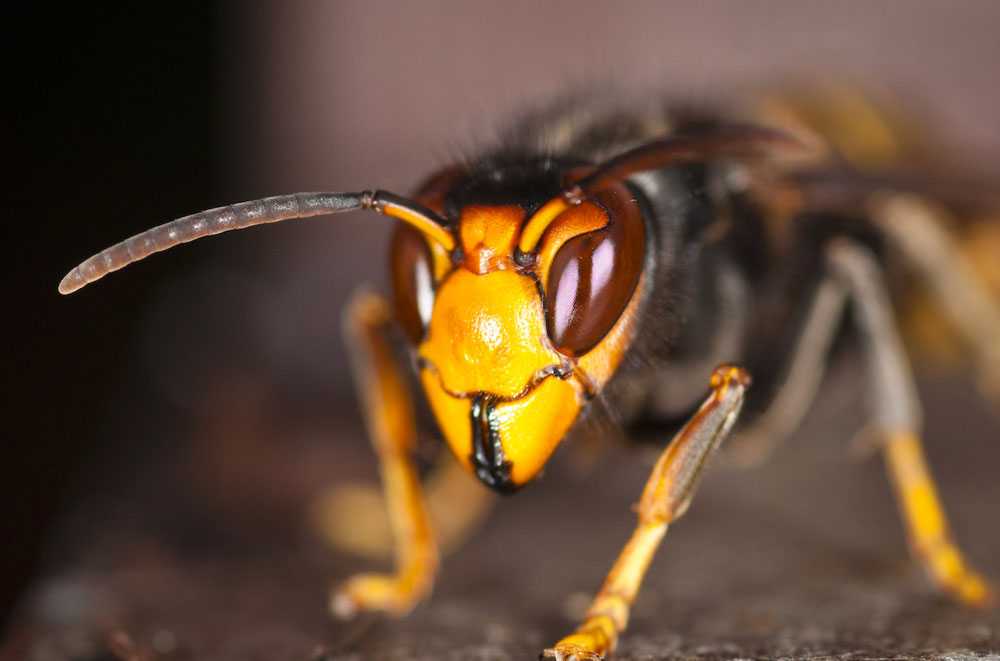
[828,240,995,609]
[543,366,750,661]
[884,432,994,607]
[329,290,438,619]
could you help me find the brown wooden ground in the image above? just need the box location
[4,367,999,660]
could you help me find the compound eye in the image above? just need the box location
[544,187,644,356]
[389,224,436,343]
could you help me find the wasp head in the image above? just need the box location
[390,162,647,491]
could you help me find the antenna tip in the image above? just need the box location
[58,269,84,295]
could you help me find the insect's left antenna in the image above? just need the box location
[59,190,453,294]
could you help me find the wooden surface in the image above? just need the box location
[4,367,1000,660]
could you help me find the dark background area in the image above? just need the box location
[4,3,1000,659]
[3,5,226,622]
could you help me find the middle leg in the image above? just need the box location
[726,275,849,465]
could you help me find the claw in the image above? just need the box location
[329,585,359,620]
[540,643,605,660]
[329,573,418,620]
[541,633,608,660]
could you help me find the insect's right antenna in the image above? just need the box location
[519,124,808,254]
[570,123,804,195]
[59,190,454,294]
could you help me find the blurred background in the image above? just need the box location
[5,2,1000,658]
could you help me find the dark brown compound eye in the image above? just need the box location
[389,224,436,344]
[544,185,645,357]
[388,164,465,343]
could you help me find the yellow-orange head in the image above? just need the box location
[389,162,647,491]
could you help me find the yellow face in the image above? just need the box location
[393,188,646,491]
[419,267,584,488]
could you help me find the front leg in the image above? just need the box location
[544,366,750,660]
[329,290,439,618]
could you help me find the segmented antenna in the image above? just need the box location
[59,190,452,294]
[518,124,806,253]
[572,123,803,195]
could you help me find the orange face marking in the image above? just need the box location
[420,368,475,472]
[535,200,610,290]
[458,205,523,274]
[419,269,563,399]
[491,376,582,484]
[519,197,571,254]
